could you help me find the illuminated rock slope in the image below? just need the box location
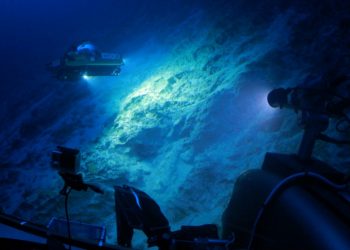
[0,0,349,248]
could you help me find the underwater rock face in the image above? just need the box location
[0,0,350,248]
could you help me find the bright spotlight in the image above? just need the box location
[82,74,90,80]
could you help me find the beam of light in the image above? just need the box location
[82,74,91,81]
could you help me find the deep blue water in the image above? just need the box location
[0,0,349,248]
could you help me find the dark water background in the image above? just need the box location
[0,0,349,248]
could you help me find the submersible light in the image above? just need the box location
[267,88,289,108]
[82,74,90,80]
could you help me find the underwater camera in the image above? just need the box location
[51,146,87,193]
[51,146,103,194]
[49,146,104,250]
[51,146,80,173]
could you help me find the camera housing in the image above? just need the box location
[51,146,80,174]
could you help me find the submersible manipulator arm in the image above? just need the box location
[220,85,350,250]
[267,84,350,161]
